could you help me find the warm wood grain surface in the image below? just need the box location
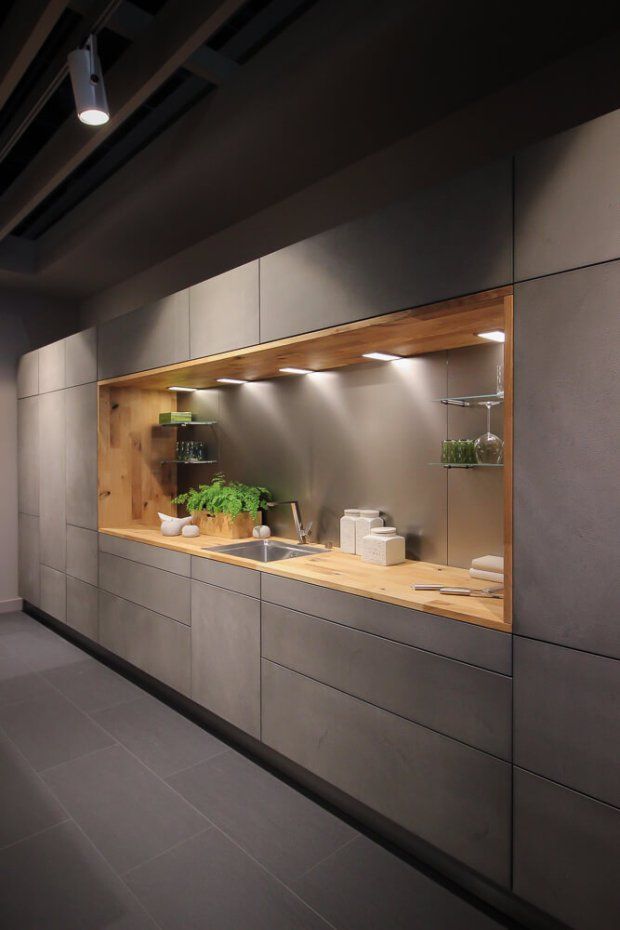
[100,526,509,632]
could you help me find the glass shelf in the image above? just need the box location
[436,393,503,407]
[429,462,504,469]
[161,459,219,465]
[158,420,217,428]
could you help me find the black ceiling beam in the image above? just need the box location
[0,0,249,243]
[0,0,124,168]
[0,0,69,112]
[220,0,312,60]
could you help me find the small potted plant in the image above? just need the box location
[172,474,272,539]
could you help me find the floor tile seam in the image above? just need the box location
[0,818,73,854]
[39,741,120,776]
[162,745,233,780]
[291,835,362,885]
[121,825,214,879]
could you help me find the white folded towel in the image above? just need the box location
[470,568,504,583]
[471,555,504,574]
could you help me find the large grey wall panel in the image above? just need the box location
[261,575,511,674]
[66,526,98,587]
[66,577,98,640]
[17,350,38,398]
[262,603,511,759]
[38,339,66,393]
[514,638,620,808]
[65,327,97,387]
[514,263,620,657]
[513,769,620,930]
[191,581,260,737]
[38,390,66,572]
[259,159,512,341]
[98,552,190,624]
[98,591,190,695]
[99,534,190,576]
[262,660,511,885]
[18,514,40,606]
[98,290,189,379]
[189,260,259,357]
[65,383,98,530]
[40,565,66,622]
[17,396,39,516]
[515,110,620,280]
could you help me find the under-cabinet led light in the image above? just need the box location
[279,367,312,375]
[477,331,505,343]
[362,352,402,361]
[217,378,247,384]
[168,386,196,392]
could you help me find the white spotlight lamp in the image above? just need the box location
[68,35,109,126]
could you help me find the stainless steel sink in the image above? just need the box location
[205,539,329,563]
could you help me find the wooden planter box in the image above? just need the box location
[194,512,261,539]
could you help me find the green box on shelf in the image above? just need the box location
[159,411,192,425]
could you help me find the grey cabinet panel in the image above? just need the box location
[99,534,190,576]
[514,263,620,657]
[17,396,39,516]
[260,159,512,342]
[191,556,260,598]
[39,390,66,572]
[97,290,189,379]
[98,552,190,625]
[65,383,98,530]
[515,110,620,280]
[38,339,66,393]
[18,514,40,606]
[66,577,98,640]
[513,769,620,930]
[191,580,260,737]
[65,327,97,387]
[261,575,511,674]
[189,260,259,357]
[17,350,38,398]
[40,566,66,622]
[66,526,98,586]
[262,603,511,759]
[98,591,190,695]
[262,661,510,885]
[514,637,620,808]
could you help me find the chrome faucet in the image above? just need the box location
[266,500,312,545]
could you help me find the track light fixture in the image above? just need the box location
[68,34,109,126]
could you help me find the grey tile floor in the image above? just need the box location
[0,611,511,930]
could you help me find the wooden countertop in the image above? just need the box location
[100,526,509,633]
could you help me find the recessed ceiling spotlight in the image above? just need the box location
[217,378,247,384]
[68,34,109,126]
[168,386,196,392]
[362,352,402,362]
[477,331,505,343]
[279,367,312,375]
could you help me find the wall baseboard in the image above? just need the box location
[0,597,23,614]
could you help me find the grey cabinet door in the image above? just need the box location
[40,565,66,622]
[66,577,98,640]
[262,660,511,885]
[98,591,191,695]
[262,603,511,759]
[515,109,620,281]
[191,580,260,738]
[514,637,620,808]
[98,552,191,625]
[67,526,98,586]
[66,383,98,530]
[189,261,259,357]
[513,769,620,930]
[191,556,260,597]
[65,327,97,387]
[17,396,39,516]
[259,159,512,342]
[97,290,189,379]
[38,339,66,393]
[514,262,620,658]
[18,514,40,606]
[17,350,38,398]
[99,534,191,576]
[39,390,66,572]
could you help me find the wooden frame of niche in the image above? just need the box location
[98,285,514,620]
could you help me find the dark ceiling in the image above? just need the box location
[1,0,620,305]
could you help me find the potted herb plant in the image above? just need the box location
[172,474,272,538]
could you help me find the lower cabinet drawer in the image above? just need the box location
[99,551,191,624]
[262,603,511,759]
[191,581,260,738]
[261,660,511,886]
[98,591,190,696]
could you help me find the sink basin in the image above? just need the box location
[205,539,329,563]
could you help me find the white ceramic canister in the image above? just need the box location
[339,509,360,553]
[355,509,383,553]
[361,526,406,566]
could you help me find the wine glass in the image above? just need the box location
[474,402,503,464]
